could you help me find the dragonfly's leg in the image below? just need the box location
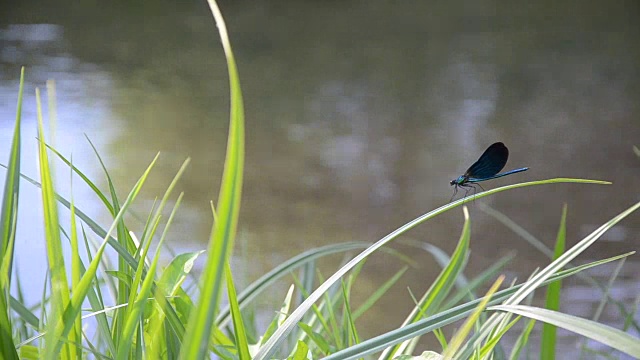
[470,184,480,202]
[450,185,459,202]
[461,184,474,203]
[471,183,486,201]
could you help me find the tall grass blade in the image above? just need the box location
[68,157,82,360]
[0,68,24,280]
[341,280,359,347]
[180,0,245,358]
[36,87,73,360]
[0,66,25,360]
[540,205,567,360]
[225,263,251,359]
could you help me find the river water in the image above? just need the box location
[1,0,639,358]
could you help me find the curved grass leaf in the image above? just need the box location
[254,178,609,360]
[490,304,640,358]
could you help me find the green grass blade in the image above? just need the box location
[509,319,536,360]
[116,221,170,359]
[504,200,639,304]
[0,66,24,360]
[352,266,408,320]
[36,87,73,360]
[180,0,245,358]
[254,178,607,360]
[79,225,117,355]
[45,144,113,214]
[83,134,138,349]
[216,242,368,328]
[7,170,139,274]
[148,248,204,360]
[381,207,471,360]
[322,277,343,349]
[9,295,39,328]
[442,276,504,358]
[261,285,295,347]
[591,259,626,326]
[578,257,627,357]
[68,156,82,360]
[134,158,189,263]
[298,323,331,355]
[49,154,159,357]
[291,340,309,360]
[0,67,24,279]
[225,263,251,359]
[540,205,567,360]
[340,280,359,347]
[478,315,521,358]
[14,271,30,340]
[158,250,205,296]
[479,202,609,287]
[118,163,185,359]
[122,159,189,353]
[442,253,514,309]
[490,304,640,358]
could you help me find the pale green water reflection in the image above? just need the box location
[1,0,639,357]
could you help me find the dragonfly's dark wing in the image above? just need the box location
[464,142,509,179]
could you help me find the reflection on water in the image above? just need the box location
[1,0,639,356]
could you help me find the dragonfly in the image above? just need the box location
[450,142,529,201]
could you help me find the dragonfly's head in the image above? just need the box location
[450,176,465,186]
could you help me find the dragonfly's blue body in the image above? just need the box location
[450,142,528,200]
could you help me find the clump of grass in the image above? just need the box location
[1,1,639,359]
